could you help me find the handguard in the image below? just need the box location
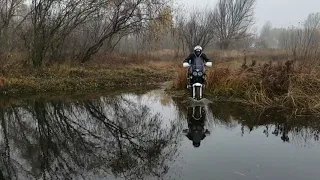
[205,62,212,67]
[183,62,191,67]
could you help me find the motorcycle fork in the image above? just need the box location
[193,86,195,98]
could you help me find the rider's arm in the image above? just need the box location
[202,53,211,62]
[183,54,192,63]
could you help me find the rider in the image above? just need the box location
[183,45,211,66]
[183,45,211,87]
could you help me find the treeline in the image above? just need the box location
[0,0,173,68]
[256,13,320,60]
[121,0,257,54]
[0,0,258,68]
[1,0,320,69]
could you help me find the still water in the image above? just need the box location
[0,89,320,180]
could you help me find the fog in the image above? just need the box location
[175,0,320,29]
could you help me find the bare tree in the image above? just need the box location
[0,95,182,179]
[78,0,171,63]
[278,13,320,61]
[212,0,256,50]
[278,28,290,49]
[0,0,25,52]
[301,13,320,59]
[257,21,272,48]
[175,9,216,52]
[260,21,272,38]
[21,0,99,67]
[138,7,173,52]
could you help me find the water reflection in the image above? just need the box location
[0,91,320,180]
[209,102,320,145]
[182,106,210,148]
[171,96,320,146]
[0,95,183,180]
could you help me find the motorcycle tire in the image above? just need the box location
[195,86,201,100]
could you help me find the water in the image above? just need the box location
[0,89,320,180]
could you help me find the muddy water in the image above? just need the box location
[0,89,320,180]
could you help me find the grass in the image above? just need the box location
[0,54,179,96]
[2,49,320,115]
[173,56,320,115]
[0,68,168,95]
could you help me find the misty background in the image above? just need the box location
[176,0,320,29]
[0,0,319,68]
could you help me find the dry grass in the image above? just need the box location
[0,66,172,95]
[0,59,176,96]
[3,49,320,115]
[172,67,188,90]
[0,51,183,96]
[173,56,320,115]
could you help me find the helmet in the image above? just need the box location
[194,45,202,51]
[193,141,201,148]
[194,45,202,56]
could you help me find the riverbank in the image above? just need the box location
[172,59,320,115]
[2,49,320,115]
[0,49,288,96]
[0,61,177,96]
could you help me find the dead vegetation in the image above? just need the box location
[2,48,320,115]
[173,52,320,115]
[0,52,179,95]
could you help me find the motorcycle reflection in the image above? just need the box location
[182,106,210,148]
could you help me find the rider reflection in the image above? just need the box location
[183,106,210,148]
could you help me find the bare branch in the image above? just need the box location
[212,0,256,49]
[77,0,171,63]
[175,8,216,52]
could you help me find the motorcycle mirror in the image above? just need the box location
[205,62,212,67]
[183,62,191,67]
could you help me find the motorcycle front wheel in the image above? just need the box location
[195,86,202,100]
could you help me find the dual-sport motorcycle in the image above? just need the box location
[182,105,210,148]
[183,57,212,100]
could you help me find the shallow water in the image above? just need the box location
[0,89,320,180]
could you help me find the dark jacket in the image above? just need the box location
[183,53,211,64]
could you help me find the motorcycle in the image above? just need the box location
[182,105,210,148]
[183,57,212,100]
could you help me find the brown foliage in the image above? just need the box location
[172,68,188,90]
[173,57,320,114]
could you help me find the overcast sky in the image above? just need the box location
[174,0,320,31]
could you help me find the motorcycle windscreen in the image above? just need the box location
[192,57,205,72]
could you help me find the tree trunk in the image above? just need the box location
[32,49,44,68]
[219,41,230,50]
[0,26,9,53]
[80,41,104,63]
[31,35,46,68]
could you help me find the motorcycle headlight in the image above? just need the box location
[198,72,203,76]
[192,72,198,76]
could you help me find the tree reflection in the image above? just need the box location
[170,96,320,145]
[208,102,320,144]
[0,95,182,180]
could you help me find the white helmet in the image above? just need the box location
[194,45,202,56]
[194,45,202,51]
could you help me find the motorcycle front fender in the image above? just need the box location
[192,83,202,87]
